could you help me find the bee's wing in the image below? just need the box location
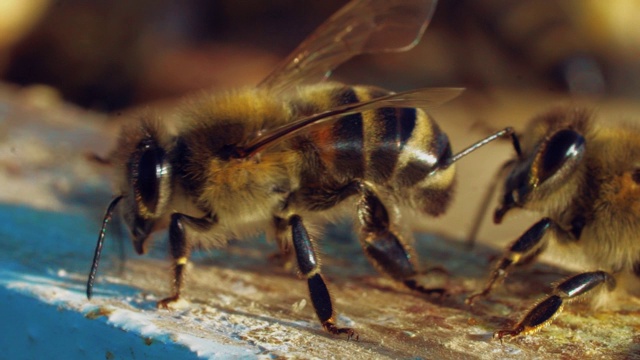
[258,0,438,94]
[239,87,463,158]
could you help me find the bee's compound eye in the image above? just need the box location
[132,141,171,216]
[536,129,585,184]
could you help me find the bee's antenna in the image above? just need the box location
[87,195,124,300]
[465,161,514,249]
[446,127,521,167]
[432,127,521,249]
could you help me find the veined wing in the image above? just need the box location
[258,0,438,95]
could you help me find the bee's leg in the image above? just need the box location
[357,183,444,295]
[289,215,357,340]
[268,216,293,267]
[467,218,557,305]
[157,212,216,308]
[494,271,616,339]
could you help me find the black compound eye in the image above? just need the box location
[131,140,171,216]
[535,129,585,184]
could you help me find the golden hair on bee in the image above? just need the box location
[86,0,519,339]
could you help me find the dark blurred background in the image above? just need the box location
[0,0,638,112]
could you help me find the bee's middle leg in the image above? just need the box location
[466,218,555,305]
[268,216,294,268]
[356,182,444,295]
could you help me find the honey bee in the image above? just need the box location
[467,107,640,339]
[85,0,518,338]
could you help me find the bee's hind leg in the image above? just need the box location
[356,183,444,296]
[494,271,616,339]
[157,212,217,308]
[289,215,358,340]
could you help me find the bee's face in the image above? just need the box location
[494,128,586,223]
[121,136,173,254]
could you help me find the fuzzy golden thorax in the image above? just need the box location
[582,121,640,271]
[171,89,303,225]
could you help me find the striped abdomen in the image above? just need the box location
[293,83,455,215]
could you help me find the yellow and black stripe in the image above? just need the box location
[293,83,454,196]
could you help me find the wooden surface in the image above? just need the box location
[1,83,640,359]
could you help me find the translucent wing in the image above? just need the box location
[238,87,463,158]
[258,0,438,94]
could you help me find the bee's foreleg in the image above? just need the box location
[289,215,357,340]
[494,271,616,339]
[357,183,444,295]
[157,212,216,308]
[467,217,558,305]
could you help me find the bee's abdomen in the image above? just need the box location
[298,84,451,187]
[327,87,366,180]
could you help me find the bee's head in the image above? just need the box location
[87,119,175,300]
[119,120,175,254]
[495,128,586,223]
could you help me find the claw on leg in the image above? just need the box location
[157,295,181,309]
[322,318,359,341]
